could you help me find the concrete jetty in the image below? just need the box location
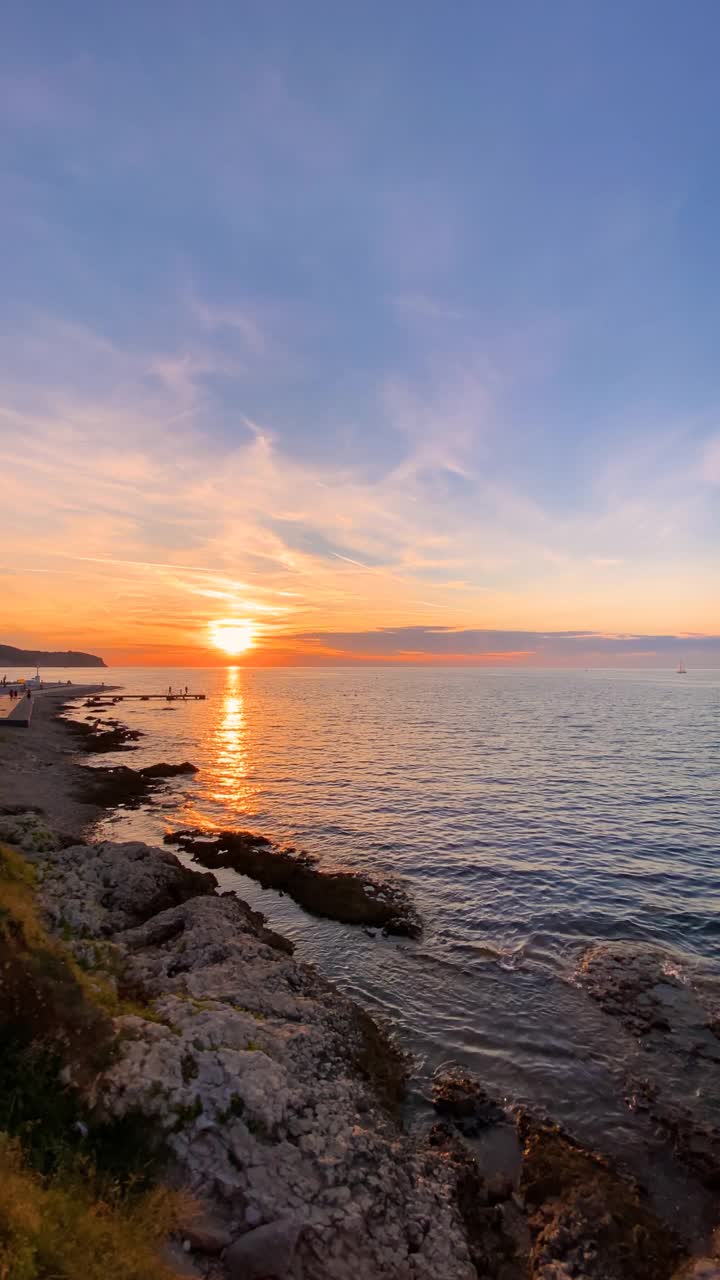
[87,693,207,702]
[0,682,111,729]
[0,693,34,726]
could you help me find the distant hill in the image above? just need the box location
[0,644,106,668]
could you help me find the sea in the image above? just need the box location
[21,665,720,1236]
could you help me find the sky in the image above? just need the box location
[1,0,720,667]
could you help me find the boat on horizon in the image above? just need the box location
[676,662,687,674]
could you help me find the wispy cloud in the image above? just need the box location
[283,627,720,665]
[2,303,720,659]
[189,297,268,356]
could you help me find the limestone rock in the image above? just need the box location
[22,839,476,1278]
[0,825,477,1276]
[182,1206,232,1254]
[35,839,216,935]
[225,1219,302,1279]
[0,809,60,852]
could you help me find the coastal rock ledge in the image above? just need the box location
[15,827,474,1280]
[3,817,718,1279]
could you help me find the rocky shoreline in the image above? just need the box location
[1,693,719,1278]
[0,811,480,1278]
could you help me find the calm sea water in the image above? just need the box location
[40,665,720,1232]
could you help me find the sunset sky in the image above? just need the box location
[2,1,720,666]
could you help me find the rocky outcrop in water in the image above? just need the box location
[578,943,720,1190]
[74,764,155,806]
[517,1111,681,1280]
[431,1065,506,1137]
[61,715,143,752]
[140,761,199,778]
[166,828,422,938]
[73,761,199,806]
[578,943,693,1038]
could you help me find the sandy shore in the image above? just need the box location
[0,685,109,834]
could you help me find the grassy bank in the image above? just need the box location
[0,841,185,1279]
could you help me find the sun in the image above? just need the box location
[208,619,256,656]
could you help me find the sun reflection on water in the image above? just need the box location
[187,667,259,823]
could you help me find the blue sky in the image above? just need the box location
[1,1,720,663]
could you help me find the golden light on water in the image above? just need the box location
[212,668,252,808]
[183,667,258,823]
[208,618,256,656]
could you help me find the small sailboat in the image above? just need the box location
[676,662,687,674]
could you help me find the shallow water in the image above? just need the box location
[58,664,720,1238]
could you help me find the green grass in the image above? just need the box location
[0,1134,188,1280]
[0,844,189,1278]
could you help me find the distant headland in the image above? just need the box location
[0,644,106,668]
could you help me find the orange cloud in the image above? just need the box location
[2,313,720,663]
